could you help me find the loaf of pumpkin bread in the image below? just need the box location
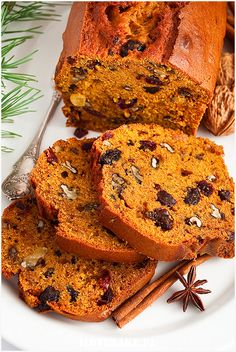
[55,2,226,135]
[91,124,235,261]
[2,197,156,321]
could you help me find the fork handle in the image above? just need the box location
[1,91,61,200]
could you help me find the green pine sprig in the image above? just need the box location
[1,1,61,152]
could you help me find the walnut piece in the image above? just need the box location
[60,184,78,200]
[187,216,202,228]
[130,165,143,184]
[210,204,222,219]
[160,142,174,153]
[61,161,77,174]
[204,53,234,136]
[217,53,234,88]
[21,247,47,268]
[204,85,234,136]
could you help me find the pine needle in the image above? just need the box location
[2,130,22,138]
[1,146,14,153]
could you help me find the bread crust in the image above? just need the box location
[98,201,234,261]
[56,227,145,264]
[19,267,154,322]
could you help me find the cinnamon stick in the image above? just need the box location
[226,22,235,42]
[112,254,211,328]
[228,2,235,15]
[227,15,234,27]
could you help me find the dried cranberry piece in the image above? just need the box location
[97,287,114,306]
[99,149,121,166]
[61,171,68,178]
[36,286,60,312]
[184,188,201,205]
[145,208,174,231]
[117,98,137,109]
[86,59,101,69]
[157,190,176,207]
[139,141,157,151]
[81,141,93,151]
[69,83,77,91]
[139,140,157,151]
[8,246,18,260]
[197,181,213,197]
[45,147,58,164]
[228,232,235,242]
[218,190,231,201]
[44,268,54,278]
[67,56,76,65]
[120,40,146,57]
[102,131,114,140]
[98,270,111,290]
[74,127,88,139]
[145,75,163,85]
[15,201,27,211]
[154,183,161,190]
[178,87,192,99]
[83,106,104,117]
[67,286,79,302]
[143,86,160,94]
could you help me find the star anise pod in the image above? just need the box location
[167,265,211,312]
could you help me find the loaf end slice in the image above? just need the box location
[2,198,156,321]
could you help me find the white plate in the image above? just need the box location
[1,5,235,352]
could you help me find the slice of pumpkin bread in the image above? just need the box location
[2,197,156,321]
[30,138,144,263]
[91,124,235,261]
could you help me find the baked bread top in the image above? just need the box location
[91,124,235,261]
[56,1,226,96]
[2,197,156,321]
[30,138,144,263]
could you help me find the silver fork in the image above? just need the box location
[2,91,61,200]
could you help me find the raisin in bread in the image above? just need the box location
[2,198,156,321]
[91,124,235,261]
[30,138,144,263]
[55,2,226,135]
